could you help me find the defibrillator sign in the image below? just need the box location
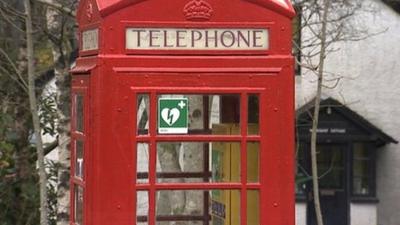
[158,98,189,134]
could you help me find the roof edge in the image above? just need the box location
[244,0,296,18]
[382,0,400,14]
[297,97,398,145]
[96,0,296,18]
[98,0,147,17]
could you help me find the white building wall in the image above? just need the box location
[296,203,307,225]
[296,0,400,224]
[351,204,377,225]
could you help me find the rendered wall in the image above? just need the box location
[295,203,306,225]
[295,0,400,224]
[350,203,377,225]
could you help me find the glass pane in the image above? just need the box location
[247,190,260,225]
[75,140,84,179]
[137,143,149,183]
[247,142,259,182]
[211,190,240,225]
[137,94,149,135]
[295,144,307,194]
[353,176,370,195]
[248,95,259,135]
[317,146,344,189]
[137,191,149,225]
[353,143,369,159]
[74,185,84,225]
[352,143,370,195]
[156,190,240,225]
[156,142,240,183]
[157,94,240,135]
[353,160,368,177]
[76,94,84,133]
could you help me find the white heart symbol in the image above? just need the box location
[161,108,180,126]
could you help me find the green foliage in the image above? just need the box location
[35,42,54,73]
[0,139,59,225]
[40,93,58,136]
[0,134,40,225]
[46,160,59,225]
[0,0,76,224]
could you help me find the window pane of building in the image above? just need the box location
[353,143,371,195]
[295,144,307,195]
[317,145,344,189]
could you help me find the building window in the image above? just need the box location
[352,143,375,196]
[295,144,307,195]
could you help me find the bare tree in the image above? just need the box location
[25,0,48,224]
[308,1,330,225]
[293,1,383,225]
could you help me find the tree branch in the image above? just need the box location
[35,0,76,17]
[44,138,59,156]
[0,47,29,89]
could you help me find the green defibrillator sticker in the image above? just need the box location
[158,98,188,134]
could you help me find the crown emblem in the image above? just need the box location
[86,2,93,21]
[183,0,213,21]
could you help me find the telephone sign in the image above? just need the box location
[126,28,269,50]
[158,98,189,134]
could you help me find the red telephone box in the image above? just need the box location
[71,0,295,225]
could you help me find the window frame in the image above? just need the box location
[71,81,89,225]
[350,142,376,199]
[133,88,265,225]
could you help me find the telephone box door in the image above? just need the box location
[111,72,288,225]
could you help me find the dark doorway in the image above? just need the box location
[296,98,398,225]
[306,144,349,225]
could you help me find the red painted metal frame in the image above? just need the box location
[73,0,295,224]
[127,84,269,225]
[70,69,294,225]
[88,0,295,18]
[70,75,90,225]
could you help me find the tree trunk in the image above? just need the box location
[310,1,330,225]
[25,0,49,224]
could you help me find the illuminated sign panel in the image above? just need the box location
[126,28,269,50]
[82,28,99,51]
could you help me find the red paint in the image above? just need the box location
[72,0,295,225]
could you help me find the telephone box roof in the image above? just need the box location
[89,0,295,18]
